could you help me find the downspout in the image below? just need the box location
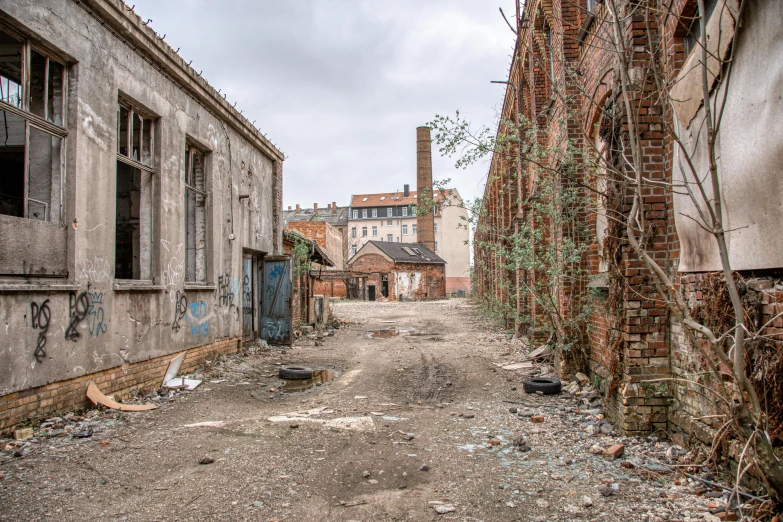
[220,121,235,241]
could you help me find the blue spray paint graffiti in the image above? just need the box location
[188,301,209,337]
[86,292,108,337]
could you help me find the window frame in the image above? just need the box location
[0,24,69,224]
[114,96,157,282]
[362,226,367,237]
[362,208,367,218]
[184,140,209,283]
[402,207,408,217]
[402,224,408,235]
[372,225,377,237]
[352,209,358,219]
[372,208,377,218]
[387,208,392,217]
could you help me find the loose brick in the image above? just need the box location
[602,444,625,460]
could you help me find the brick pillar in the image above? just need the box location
[416,126,435,251]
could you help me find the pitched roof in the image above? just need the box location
[283,207,349,227]
[358,241,446,265]
[350,189,456,208]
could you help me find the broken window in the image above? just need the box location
[185,142,208,282]
[115,98,155,280]
[0,27,67,222]
[683,0,719,56]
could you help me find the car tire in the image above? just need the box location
[279,365,313,380]
[522,377,562,395]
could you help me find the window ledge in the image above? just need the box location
[113,281,163,292]
[0,283,81,293]
[184,283,217,291]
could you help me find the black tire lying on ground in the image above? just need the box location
[522,377,562,395]
[279,365,313,380]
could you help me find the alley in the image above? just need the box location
[1,300,726,521]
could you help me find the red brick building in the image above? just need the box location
[348,241,446,301]
[474,0,783,446]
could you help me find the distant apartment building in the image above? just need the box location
[348,185,470,293]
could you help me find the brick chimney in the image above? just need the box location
[295,204,300,214]
[332,201,337,214]
[416,126,435,251]
[313,203,319,214]
[287,206,292,211]
[404,184,410,197]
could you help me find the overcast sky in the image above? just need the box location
[133,0,517,210]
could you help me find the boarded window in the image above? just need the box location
[185,142,207,282]
[115,99,155,280]
[0,27,66,223]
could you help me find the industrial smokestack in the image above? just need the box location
[404,184,410,197]
[416,126,435,252]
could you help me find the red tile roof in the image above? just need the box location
[350,189,454,208]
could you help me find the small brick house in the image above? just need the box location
[348,241,446,301]
[283,231,334,324]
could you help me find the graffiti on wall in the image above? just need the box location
[161,240,185,292]
[65,292,90,342]
[86,292,108,337]
[263,319,286,343]
[79,256,111,283]
[188,301,209,337]
[172,291,188,332]
[218,273,235,307]
[30,299,51,362]
[243,274,252,315]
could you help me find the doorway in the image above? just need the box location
[242,256,254,341]
[368,285,376,301]
[381,274,389,298]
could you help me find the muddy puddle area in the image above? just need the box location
[367,327,441,338]
[281,369,337,393]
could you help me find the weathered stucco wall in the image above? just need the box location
[0,0,282,397]
[673,0,783,272]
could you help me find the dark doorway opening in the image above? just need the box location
[368,285,376,301]
[381,274,389,298]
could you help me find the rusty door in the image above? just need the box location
[260,256,292,345]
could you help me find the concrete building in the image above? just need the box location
[0,0,288,433]
[348,189,469,294]
[347,241,446,301]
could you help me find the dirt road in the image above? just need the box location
[0,300,720,521]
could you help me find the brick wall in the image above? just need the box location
[286,220,344,270]
[0,337,240,435]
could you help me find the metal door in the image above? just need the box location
[260,256,292,345]
[242,257,254,341]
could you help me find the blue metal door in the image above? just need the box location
[260,256,292,345]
